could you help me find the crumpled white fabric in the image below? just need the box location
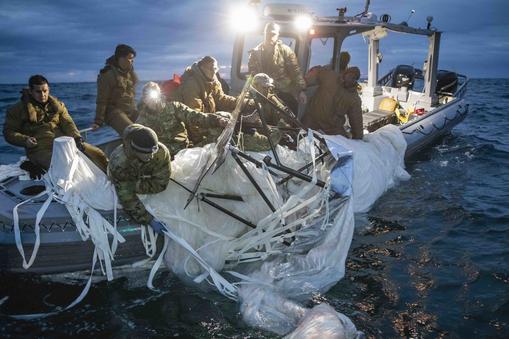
[137,126,407,336]
[0,158,27,182]
[324,124,410,213]
[285,304,364,339]
[47,137,125,280]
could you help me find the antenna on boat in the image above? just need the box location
[400,9,415,26]
[355,0,371,17]
[406,9,416,23]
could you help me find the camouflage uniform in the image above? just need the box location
[95,56,138,134]
[171,63,237,144]
[302,66,340,133]
[332,84,364,139]
[248,41,306,96]
[256,92,294,126]
[108,124,171,225]
[236,128,282,152]
[136,101,226,156]
[3,91,108,171]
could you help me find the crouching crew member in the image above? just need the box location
[170,56,238,145]
[108,124,170,233]
[3,75,108,175]
[137,82,229,156]
[92,44,138,135]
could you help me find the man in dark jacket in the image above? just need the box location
[3,75,108,173]
[301,65,340,133]
[333,67,364,139]
[91,44,138,134]
[170,56,238,145]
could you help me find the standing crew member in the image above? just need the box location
[248,22,307,114]
[137,82,229,155]
[333,67,364,139]
[108,124,170,234]
[301,65,340,133]
[92,44,138,135]
[3,75,108,174]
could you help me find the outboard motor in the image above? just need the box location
[436,70,458,94]
[390,65,415,90]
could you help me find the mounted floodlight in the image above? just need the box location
[294,14,313,32]
[230,5,259,33]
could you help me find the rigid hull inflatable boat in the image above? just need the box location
[229,3,469,158]
[0,2,468,277]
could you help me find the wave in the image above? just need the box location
[0,97,18,103]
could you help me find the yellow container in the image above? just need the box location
[379,97,398,112]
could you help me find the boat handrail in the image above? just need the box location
[437,74,468,98]
[377,71,393,87]
[79,127,94,141]
[453,74,468,98]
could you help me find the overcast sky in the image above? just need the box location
[0,0,507,83]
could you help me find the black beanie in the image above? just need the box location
[115,44,136,59]
[130,127,158,153]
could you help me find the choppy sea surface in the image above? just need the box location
[0,79,508,338]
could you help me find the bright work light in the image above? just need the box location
[230,5,259,33]
[294,14,313,32]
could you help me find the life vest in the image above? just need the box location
[161,74,182,100]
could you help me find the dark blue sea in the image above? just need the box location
[0,80,508,337]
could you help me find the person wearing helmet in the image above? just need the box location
[107,124,171,234]
[249,73,294,127]
[170,56,241,145]
[91,44,138,135]
[230,73,291,152]
[333,67,364,139]
[136,82,229,155]
[248,22,307,115]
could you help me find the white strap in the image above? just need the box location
[12,189,53,269]
[147,235,169,290]
[7,248,98,320]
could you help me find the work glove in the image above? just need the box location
[74,136,85,152]
[20,160,46,180]
[149,219,166,234]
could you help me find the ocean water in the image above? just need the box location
[0,79,508,337]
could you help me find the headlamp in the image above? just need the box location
[148,89,160,100]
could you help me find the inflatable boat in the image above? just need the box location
[0,2,468,279]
